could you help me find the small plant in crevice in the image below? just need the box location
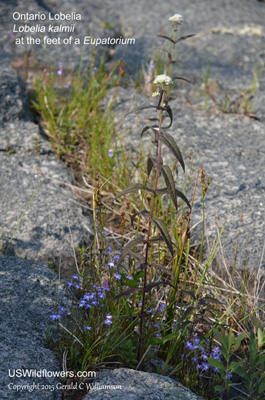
[201,59,264,119]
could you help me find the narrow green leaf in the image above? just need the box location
[179,306,195,323]
[145,280,177,292]
[229,361,242,373]
[161,333,178,344]
[131,210,150,228]
[113,183,154,200]
[141,126,152,137]
[258,327,265,348]
[157,90,166,110]
[157,34,176,44]
[175,34,195,43]
[147,156,154,177]
[175,189,191,209]
[115,286,143,299]
[214,385,225,392]
[233,333,245,352]
[258,382,265,395]
[179,290,196,300]
[156,165,178,212]
[150,217,174,256]
[212,327,229,356]
[127,251,145,264]
[118,238,145,265]
[148,236,165,243]
[172,76,191,84]
[160,132,185,172]
[198,296,222,305]
[150,337,163,345]
[208,358,226,373]
[162,105,173,128]
[235,366,249,381]
[150,263,174,278]
[228,332,235,351]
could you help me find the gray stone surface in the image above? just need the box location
[0,153,92,265]
[0,256,66,400]
[0,63,32,124]
[0,62,93,267]
[84,368,202,400]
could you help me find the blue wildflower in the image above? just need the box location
[108,149,114,158]
[84,325,92,331]
[186,341,194,350]
[202,362,210,371]
[104,313,113,325]
[50,313,61,321]
[114,272,121,280]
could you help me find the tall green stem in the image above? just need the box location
[137,90,165,360]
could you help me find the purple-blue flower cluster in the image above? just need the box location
[185,336,222,374]
[67,274,83,289]
[79,284,110,310]
[50,305,71,321]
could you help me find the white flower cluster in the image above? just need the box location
[168,14,183,23]
[153,74,173,86]
[152,91,160,97]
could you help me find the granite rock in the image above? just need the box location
[83,368,202,400]
[0,256,67,400]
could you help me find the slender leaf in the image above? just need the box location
[156,187,190,209]
[141,125,152,137]
[160,132,185,172]
[125,105,158,118]
[148,235,165,243]
[162,105,173,128]
[157,34,176,44]
[145,280,177,292]
[229,361,242,373]
[115,286,143,299]
[258,382,265,395]
[172,76,192,84]
[228,332,235,352]
[175,189,191,209]
[150,217,174,256]
[198,296,223,306]
[214,386,225,392]
[161,333,179,344]
[179,306,194,322]
[175,34,195,43]
[179,290,196,300]
[131,210,150,228]
[150,263,174,278]
[114,183,154,200]
[208,358,226,373]
[233,333,245,352]
[157,90,166,110]
[118,238,145,265]
[147,156,154,177]
[156,165,178,211]
[127,251,145,264]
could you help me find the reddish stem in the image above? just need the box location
[137,90,165,361]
